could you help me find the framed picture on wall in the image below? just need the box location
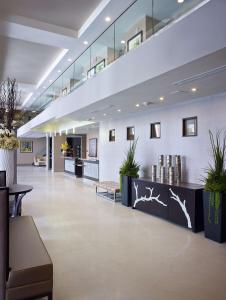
[150,122,161,139]
[109,129,115,142]
[183,117,197,137]
[96,59,105,74]
[127,127,135,141]
[20,140,33,153]
[62,87,68,96]
[87,66,95,79]
[127,31,143,52]
[89,138,97,157]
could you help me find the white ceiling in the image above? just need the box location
[0,35,61,84]
[0,0,136,106]
[0,0,102,30]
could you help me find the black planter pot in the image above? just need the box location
[203,191,226,243]
[121,176,132,207]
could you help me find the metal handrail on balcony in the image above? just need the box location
[32,0,204,112]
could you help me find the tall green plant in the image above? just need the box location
[119,139,140,190]
[204,130,226,224]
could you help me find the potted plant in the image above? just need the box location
[119,139,140,206]
[61,141,69,156]
[203,130,226,243]
[0,78,20,186]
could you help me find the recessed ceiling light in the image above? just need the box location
[103,113,107,116]
[58,70,61,73]
[43,86,46,89]
[136,104,140,107]
[83,41,89,45]
[159,97,164,101]
[67,58,72,62]
[49,79,53,83]
[117,109,121,112]
[177,0,184,3]
[105,16,111,22]
[32,110,36,113]
[191,87,197,92]
[121,40,126,44]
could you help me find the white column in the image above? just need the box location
[46,135,50,170]
[14,149,17,184]
[52,134,66,172]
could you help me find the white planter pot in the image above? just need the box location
[0,149,15,186]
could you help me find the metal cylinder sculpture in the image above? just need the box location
[166,155,172,180]
[160,166,165,183]
[175,155,182,183]
[151,165,157,181]
[168,166,175,185]
[158,155,164,179]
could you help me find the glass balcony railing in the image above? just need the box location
[31,0,204,112]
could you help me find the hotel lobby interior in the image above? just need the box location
[0,0,226,299]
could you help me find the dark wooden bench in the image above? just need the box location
[95,181,121,201]
[0,187,53,300]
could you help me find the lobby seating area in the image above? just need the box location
[0,173,53,300]
[0,0,226,299]
[10,166,226,300]
[34,155,46,167]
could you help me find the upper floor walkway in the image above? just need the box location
[18,0,226,137]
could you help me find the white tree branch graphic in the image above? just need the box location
[133,183,167,208]
[169,188,192,229]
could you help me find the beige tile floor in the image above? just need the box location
[18,166,226,300]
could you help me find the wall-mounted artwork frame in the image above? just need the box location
[182,117,197,137]
[127,31,143,52]
[150,122,161,139]
[127,127,135,141]
[109,129,115,142]
[87,59,106,78]
[20,140,33,153]
[87,67,95,79]
[89,138,97,157]
[62,87,68,96]
[95,59,105,74]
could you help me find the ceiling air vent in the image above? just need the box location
[172,64,226,87]
[170,90,189,95]
[142,101,154,106]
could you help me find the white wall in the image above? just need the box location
[99,93,226,184]
[86,128,99,159]
[17,138,46,165]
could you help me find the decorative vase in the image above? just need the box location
[203,191,226,243]
[121,175,132,207]
[0,149,15,186]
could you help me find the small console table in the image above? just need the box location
[83,159,99,181]
[132,178,204,232]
